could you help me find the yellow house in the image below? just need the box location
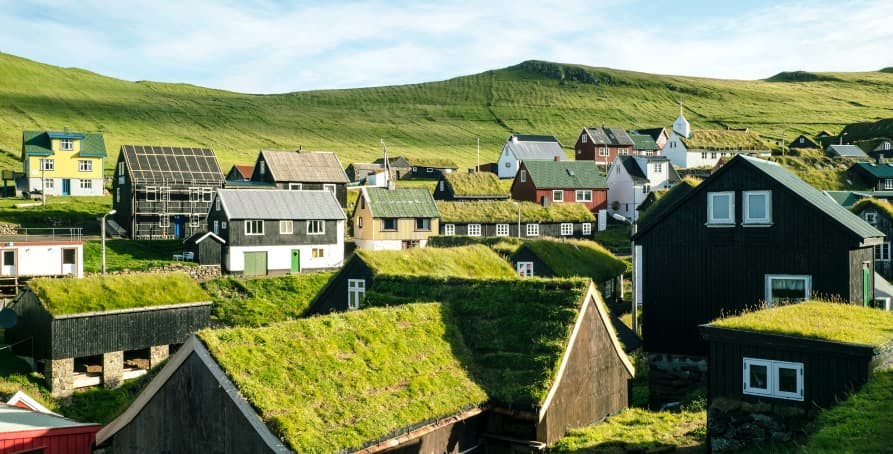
[353,186,440,250]
[22,130,106,196]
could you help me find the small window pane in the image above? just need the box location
[749,364,768,390]
[777,367,798,393]
[713,194,730,219]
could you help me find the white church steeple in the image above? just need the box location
[673,102,691,138]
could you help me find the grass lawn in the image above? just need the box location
[0,195,112,229]
[593,220,632,255]
[551,408,706,453]
[204,272,335,327]
[83,239,190,272]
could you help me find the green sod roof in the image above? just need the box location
[199,303,489,452]
[28,272,210,316]
[851,198,893,220]
[679,129,769,151]
[410,158,457,168]
[518,239,626,282]
[522,160,607,189]
[356,244,516,278]
[628,132,659,151]
[709,301,893,347]
[22,130,107,158]
[365,187,439,218]
[437,200,595,223]
[443,172,507,197]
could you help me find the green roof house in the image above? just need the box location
[21,129,106,196]
[352,186,440,250]
[511,160,608,213]
[433,171,509,201]
[437,200,596,239]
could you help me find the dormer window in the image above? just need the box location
[743,191,772,225]
[519,170,527,183]
[60,139,74,151]
[707,191,735,225]
[653,163,663,172]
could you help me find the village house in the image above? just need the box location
[857,137,893,158]
[662,110,770,168]
[0,229,84,288]
[437,200,596,239]
[248,149,350,207]
[628,132,660,156]
[510,238,626,300]
[573,127,635,166]
[224,164,253,183]
[496,134,566,179]
[21,129,106,196]
[3,273,211,397]
[97,274,633,453]
[352,186,440,250]
[0,404,101,454]
[112,145,224,239]
[372,155,412,179]
[405,158,458,179]
[433,171,508,201]
[847,160,893,190]
[606,156,680,221]
[632,155,883,404]
[510,160,608,213]
[206,189,345,275]
[851,198,893,280]
[630,127,669,151]
[788,134,820,150]
[825,144,869,160]
[182,231,225,267]
[344,162,382,183]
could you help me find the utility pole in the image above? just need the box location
[476,137,480,173]
[781,130,785,156]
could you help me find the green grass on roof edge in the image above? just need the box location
[851,197,893,220]
[355,244,517,278]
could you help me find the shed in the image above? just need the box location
[249,150,350,206]
[826,144,869,159]
[0,405,102,454]
[183,231,225,266]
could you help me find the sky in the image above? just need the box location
[1,0,892,94]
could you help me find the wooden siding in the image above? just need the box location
[511,248,556,278]
[438,222,593,240]
[574,135,632,165]
[222,219,340,247]
[357,217,439,242]
[375,412,486,453]
[639,162,873,356]
[701,327,875,408]
[408,167,453,179]
[192,237,222,266]
[533,188,607,213]
[848,247,875,305]
[0,429,99,454]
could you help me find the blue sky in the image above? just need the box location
[1,0,891,94]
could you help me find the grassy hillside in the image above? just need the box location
[3,53,893,176]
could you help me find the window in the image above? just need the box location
[765,274,812,306]
[743,190,772,224]
[886,179,893,190]
[526,223,539,236]
[39,159,54,171]
[413,166,418,172]
[221,221,227,230]
[743,358,804,401]
[642,184,650,194]
[576,190,592,202]
[517,261,534,277]
[79,179,92,190]
[382,218,397,231]
[323,184,336,194]
[312,247,325,258]
[189,187,200,202]
[444,224,455,236]
[145,187,157,202]
[496,224,510,237]
[582,223,592,235]
[259,161,266,175]
[215,197,221,211]
[78,160,92,172]
[426,168,433,173]
[60,138,74,150]
[886,142,892,151]
[581,134,587,143]
[159,216,170,228]
[189,215,200,227]
[619,149,629,156]
[711,152,717,159]
[358,216,363,228]
[118,161,125,175]
[202,188,213,202]
[307,220,325,235]
[415,218,431,231]
[245,220,264,235]
[347,279,365,310]
[44,179,54,190]
[599,147,608,157]
[504,162,511,168]
[289,183,303,190]
[115,187,119,202]
[653,163,663,172]
[707,191,735,225]
[863,211,877,224]
[553,190,563,202]
[439,181,444,192]
[520,170,527,183]
[560,223,573,236]
[701,152,708,159]
[280,220,294,234]
[468,224,482,237]
[876,242,891,262]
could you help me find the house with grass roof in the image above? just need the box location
[352,186,440,250]
[788,134,820,150]
[700,301,893,451]
[21,129,106,196]
[851,198,893,280]
[437,200,596,239]
[510,238,625,292]
[405,158,458,179]
[249,150,350,207]
[662,109,770,168]
[3,273,211,397]
[511,160,608,213]
[433,171,509,201]
[96,278,634,453]
[497,134,566,179]
[606,156,681,221]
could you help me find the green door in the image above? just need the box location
[863,263,872,307]
[291,249,301,273]
[244,251,267,276]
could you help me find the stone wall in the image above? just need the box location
[149,345,169,368]
[103,351,124,389]
[86,264,222,282]
[46,357,74,398]
[708,398,816,452]
[648,353,707,407]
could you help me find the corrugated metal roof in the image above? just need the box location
[365,187,439,218]
[0,405,99,431]
[218,189,345,220]
[523,160,607,189]
[851,162,893,178]
[584,127,635,146]
[826,144,868,158]
[121,145,224,185]
[505,135,566,161]
[261,150,349,183]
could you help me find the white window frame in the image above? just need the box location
[221,221,227,230]
[159,216,170,228]
[79,179,92,190]
[44,179,54,190]
[743,357,804,401]
[59,138,74,151]
[289,183,303,190]
[886,179,893,190]
[582,223,592,235]
[517,261,534,277]
[307,220,325,235]
[560,223,573,236]
[259,161,266,175]
[245,220,264,235]
[215,197,221,211]
[764,274,812,306]
[653,163,663,172]
[280,220,294,234]
[444,224,455,236]
[581,134,587,144]
[576,190,592,202]
[552,190,563,202]
[347,279,365,310]
[519,170,527,183]
[707,191,735,225]
[495,224,510,237]
[876,242,891,262]
[323,184,336,194]
[189,187,201,202]
[468,223,482,237]
[202,187,213,202]
[743,190,772,225]
[40,158,54,171]
[146,186,157,202]
[864,211,878,224]
[526,223,539,237]
[426,167,433,173]
[78,160,92,172]
[599,147,608,157]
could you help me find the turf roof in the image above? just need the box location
[355,244,517,278]
[443,172,507,197]
[411,158,457,168]
[518,239,626,282]
[522,160,607,189]
[28,272,210,316]
[851,197,893,220]
[437,200,595,223]
[680,129,769,151]
[635,177,698,229]
[709,301,893,348]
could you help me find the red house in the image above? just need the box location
[510,160,608,213]
[574,127,635,166]
[0,404,101,453]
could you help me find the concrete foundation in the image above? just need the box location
[46,357,74,398]
[103,351,124,389]
[149,345,170,368]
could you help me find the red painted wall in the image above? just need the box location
[0,426,100,454]
[533,188,608,212]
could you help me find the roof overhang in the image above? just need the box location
[47,132,85,140]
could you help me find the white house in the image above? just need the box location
[496,134,565,179]
[0,237,84,279]
[607,156,679,221]
[662,110,770,168]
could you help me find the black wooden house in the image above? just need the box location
[851,198,893,280]
[183,231,225,266]
[249,150,350,207]
[112,145,224,239]
[633,155,884,357]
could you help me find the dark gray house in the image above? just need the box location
[249,150,350,207]
[437,200,597,239]
[372,155,412,180]
[851,198,893,280]
[183,231,225,267]
[112,145,224,239]
[207,189,346,275]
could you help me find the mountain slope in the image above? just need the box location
[2,53,893,172]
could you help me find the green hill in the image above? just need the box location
[3,53,893,174]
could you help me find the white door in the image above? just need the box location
[62,248,76,275]
[1,250,15,276]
